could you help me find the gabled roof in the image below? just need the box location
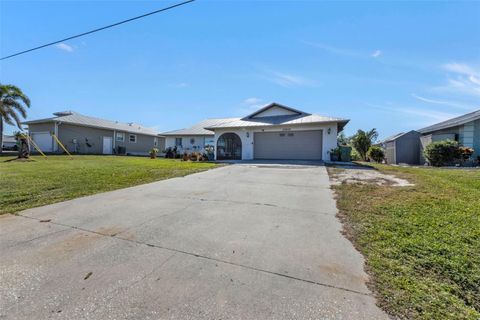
[204,102,349,131]
[379,130,420,143]
[418,109,480,134]
[245,102,304,119]
[24,111,159,136]
[161,118,238,136]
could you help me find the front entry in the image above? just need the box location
[217,133,242,160]
[102,136,113,154]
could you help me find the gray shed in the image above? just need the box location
[381,130,421,165]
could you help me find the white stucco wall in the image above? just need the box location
[213,123,339,160]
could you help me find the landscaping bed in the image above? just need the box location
[328,164,480,319]
[0,155,217,215]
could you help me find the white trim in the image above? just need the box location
[113,130,116,150]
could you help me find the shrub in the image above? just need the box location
[350,148,361,161]
[424,140,462,167]
[351,129,378,160]
[367,146,385,163]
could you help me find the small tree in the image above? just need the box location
[424,140,462,167]
[367,146,385,163]
[351,129,378,161]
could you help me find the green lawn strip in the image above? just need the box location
[330,165,480,319]
[0,155,218,215]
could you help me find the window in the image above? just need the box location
[116,132,125,142]
[129,134,137,143]
[175,138,182,147]
[154,137,158,147]
[288,133,294,137]
[279,133,286,137]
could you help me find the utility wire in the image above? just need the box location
[0,0,195,60]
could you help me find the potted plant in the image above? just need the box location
[329,147,341,162]
[149,148,159,159]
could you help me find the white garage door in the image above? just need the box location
[31,132,53,152]
[254,130,323,160]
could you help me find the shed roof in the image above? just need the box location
[24,111,159,136]
[418,109,480,134]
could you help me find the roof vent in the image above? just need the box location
[53,111,74,117]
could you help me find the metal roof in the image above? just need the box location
[418,109,480,134]
[204,113,349,130]
[161,118,238,136]
[24,111,159,136]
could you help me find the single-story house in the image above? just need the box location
[25,111,164,155]
[161,118,236,154]
[418,109,480,163]
[1,134,17,151]
[379,130,421,165]
[199,102,349,161]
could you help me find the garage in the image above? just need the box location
[254,130,323,160]
[31,132,53,152]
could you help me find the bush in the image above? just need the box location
[424,140,462,167]
[351,129,378,160]
[367,146,385,163]
[350,148,361,161]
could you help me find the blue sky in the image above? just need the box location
[1,0,479,139]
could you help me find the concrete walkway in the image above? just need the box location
[0,163,387,319]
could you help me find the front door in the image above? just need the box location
[102,136,113,154]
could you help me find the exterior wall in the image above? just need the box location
[213,123,338,160]
[115,132,158,155]
[58,123,114,154]
[474,120,480,158]
[395,131,420,164]
[252,106,298,118]
[164,135,214,153]
[385,141,396,164]
[29,122,159,155]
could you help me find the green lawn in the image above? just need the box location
[328,165,480,319]
[0,155,218,215]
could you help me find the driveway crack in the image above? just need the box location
[15,215,371,298]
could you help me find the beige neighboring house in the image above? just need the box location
[25,111,164,155]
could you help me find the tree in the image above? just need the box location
[0,84,31,155]
[337,132,350,146]
[350,129,378,161]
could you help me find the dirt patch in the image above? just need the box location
[328,166,413,187]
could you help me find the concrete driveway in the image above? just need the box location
[0,163,387,319]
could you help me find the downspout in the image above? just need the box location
[113,130,116,153]
[54,121,59,152]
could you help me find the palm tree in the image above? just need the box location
[351,128,378,161]
[0,84,31,154]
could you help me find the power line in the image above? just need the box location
[0,0,195,61]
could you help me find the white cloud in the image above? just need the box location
[243,97,262,105]
[365,102,458,123]
[302,41,358,57]
[55,43,73,52]
[443,62,479,77]
[411,94,475,110]
[371,50,382,58]
[438,62,480,97]
[266,71,317,88]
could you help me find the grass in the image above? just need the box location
[0,155,218,215]
[328,165,480,319]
